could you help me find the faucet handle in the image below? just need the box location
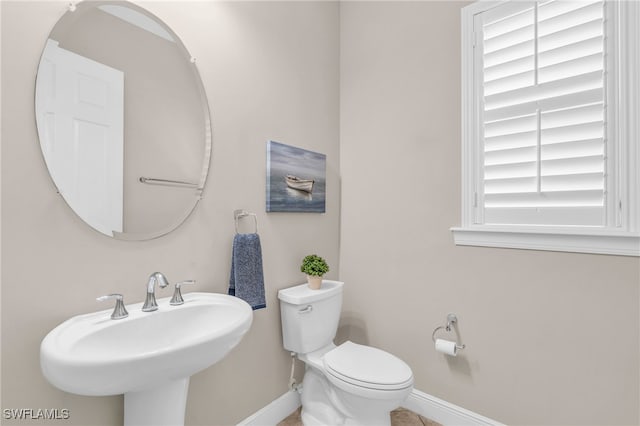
[97,293,129,320]
[170,280,196,306]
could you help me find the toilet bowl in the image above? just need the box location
[278,281,414,426]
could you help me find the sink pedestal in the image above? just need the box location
[124,378,190,426]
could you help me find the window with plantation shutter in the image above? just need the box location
[454,0,640,256]
[482,0,606,226]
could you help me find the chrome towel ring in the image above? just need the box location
[234,209,258,234]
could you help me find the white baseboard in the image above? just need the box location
[237,389,301,426]
[236,387,502,426]
[402,389,504,426]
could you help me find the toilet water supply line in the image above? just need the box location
[289,352,300,391]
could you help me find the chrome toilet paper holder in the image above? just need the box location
[432,313,466,351]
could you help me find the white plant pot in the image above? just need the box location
[307,275,323,290]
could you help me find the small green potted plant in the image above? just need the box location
[301,254,329,290]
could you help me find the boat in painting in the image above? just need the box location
[285,175,314,193]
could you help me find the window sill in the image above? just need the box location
[451,227,640,257]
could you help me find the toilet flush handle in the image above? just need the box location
[298,305,313,314]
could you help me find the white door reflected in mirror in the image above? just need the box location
[36,39,124,236]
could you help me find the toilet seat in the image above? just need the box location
[323,341,413,391]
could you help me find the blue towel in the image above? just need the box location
[229,233,266,310]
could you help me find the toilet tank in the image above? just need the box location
[278,280,344,354]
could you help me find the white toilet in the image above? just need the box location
[278,280,414,426]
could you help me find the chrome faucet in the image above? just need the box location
[142,272,170,312]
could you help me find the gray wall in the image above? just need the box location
[339,2,640,425]
[1,1,339,425]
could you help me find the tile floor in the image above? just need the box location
[277,407,441,426]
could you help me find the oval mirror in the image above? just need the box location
[35,1,211,240]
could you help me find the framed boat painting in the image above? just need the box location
[266,141,326,213]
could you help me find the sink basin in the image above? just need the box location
[40,292,252,425]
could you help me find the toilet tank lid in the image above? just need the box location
[278,280,344,305]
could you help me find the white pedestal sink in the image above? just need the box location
[40,292,253,426]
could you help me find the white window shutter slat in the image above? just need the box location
[484,40,535,68]
[482,1,535,31]
[536,0,601,22]
[484,190,604,208]
[541,138,603,160]
[538,1,603,36]
[484,70,602,111]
